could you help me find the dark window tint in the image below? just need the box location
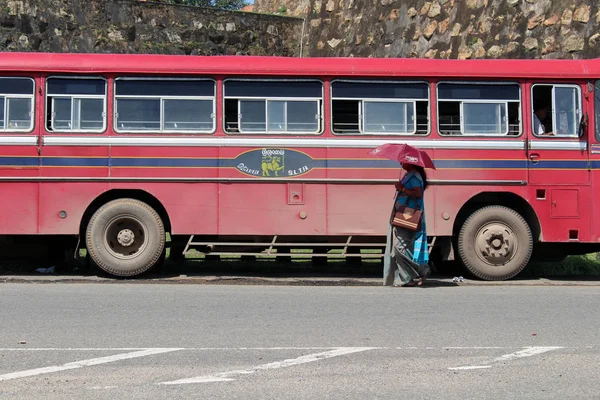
[116,99,160,131]
[0,78,34,95]
[332,82,428,99]
[438,83,519,101]
[47,78,105,95]
[115,79,214,97]
[224,80,322,98]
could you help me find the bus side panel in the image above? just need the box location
[432,148,528,182]
[218,183,327,235]
[127,182,218,235]
[431,185,530,237]
[215,146,328,235]
[526,185,592,243]
[0,142,40,234]
[325,147,399,236]
[0,182,39,234]
[327,184,393,236]
[38,183,108,234]
[110,145,220,235]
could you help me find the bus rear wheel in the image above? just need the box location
[86,199,166,277]
[457,206,532,281]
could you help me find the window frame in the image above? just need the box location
[459,100,509,135]
[45,75,108,134]
[113,77,217,135]
[330,79,431,136]
[0,77,35,133]
[436,80,522,137]
[530,83,583,138]
[361,99,417,134]
[223,78,324,135]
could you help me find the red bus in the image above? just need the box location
[1,52,599,280]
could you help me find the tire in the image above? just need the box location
[457,206,532,281]
[86,199,166,277]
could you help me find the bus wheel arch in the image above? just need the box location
[79,190,171,277]
[79,189,172,240]
[452,192,541,280]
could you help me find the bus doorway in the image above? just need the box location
[527,82,591,243]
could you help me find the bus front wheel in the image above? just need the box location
[457,206,532,281]
[86,199,166,277]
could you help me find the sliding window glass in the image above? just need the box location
[437,82,521,136]
[46,77,106,133]
[331,80,429,135]
[532,83,582,137]
[223,79,322,134]
[114,78,215,133]
[0,77,34,132]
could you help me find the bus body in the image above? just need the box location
[1,52,599,279]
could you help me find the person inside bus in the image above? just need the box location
[386,163,430,287]
[533,104,554,136]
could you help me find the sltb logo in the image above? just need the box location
[261,149,285,177]
[235,148,314,178]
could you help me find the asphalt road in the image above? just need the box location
[0,283,599,399]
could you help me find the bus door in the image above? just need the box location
[590,80,600,242]
[0,76,39,234]
[527,82,591,242]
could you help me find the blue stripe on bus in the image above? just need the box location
[0,157,39,166]
[326,159,400,168]
[588,161,600,169]
[431,160,528,169]
[41,157,109,167]
[529,160,589,169]
[112,158,220,168]
[0,156,596,170]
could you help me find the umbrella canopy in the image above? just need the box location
[368,143,436,169]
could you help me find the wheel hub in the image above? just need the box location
[117,229,135,247]
[475,223,516,265]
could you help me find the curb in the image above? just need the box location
[1,275,599,286]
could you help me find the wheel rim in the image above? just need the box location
[103,214,149,260]
[474,221,517,266]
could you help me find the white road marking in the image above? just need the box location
[448,346,563,371]
[493,346,563,362]
[0,348,182,382]
[159,347,376,385]
[398,346,507,350]
[1,346,584,352]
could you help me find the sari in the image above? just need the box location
[383,171,430,286]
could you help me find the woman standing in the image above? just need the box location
[384,162,430,287]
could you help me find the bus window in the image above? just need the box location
[595,81,600,141]
[223,79,322,134]
[114,78,215,134]
[0,77,34,132]
[46,77,106,133]
[331,80,429,135]
[437,82,521,136]
[532,84,581,137]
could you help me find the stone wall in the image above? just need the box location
[254,0,310,17]
[0,0,303,56]
[2,0,599,60]
[255,0,600,59]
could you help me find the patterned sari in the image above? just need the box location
[383,171,430,286]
